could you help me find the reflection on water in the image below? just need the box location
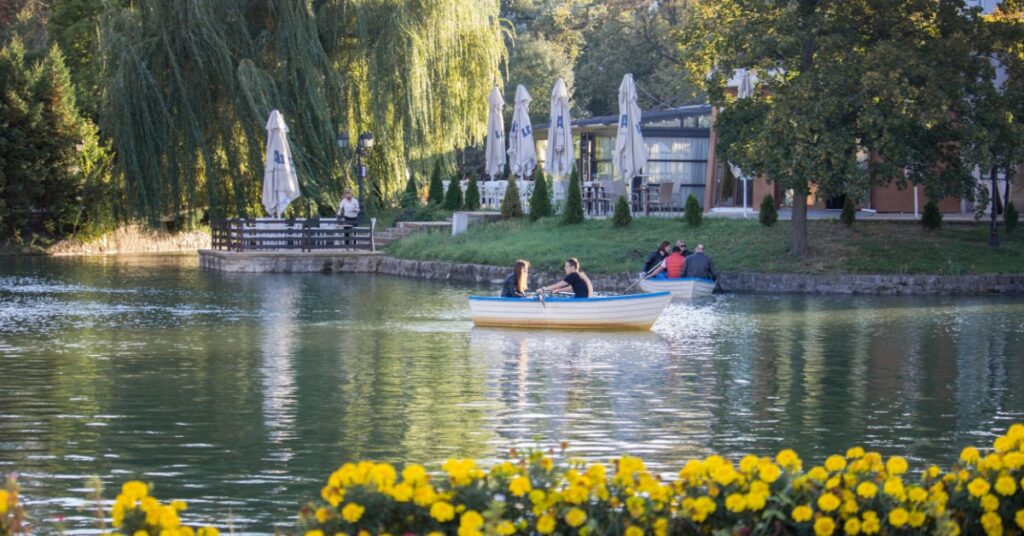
[1,255,1023,532]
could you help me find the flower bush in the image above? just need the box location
[5,423,1024,535]
[299,424,1024,536]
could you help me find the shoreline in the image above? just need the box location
[197,249,1024,295]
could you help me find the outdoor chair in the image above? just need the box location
[647,182,676,215]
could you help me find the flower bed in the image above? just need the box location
[3,424,1024,535]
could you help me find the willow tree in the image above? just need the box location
[100,0,505,225]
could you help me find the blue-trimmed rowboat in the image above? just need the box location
[468,292,671,330]
[638,277,716,299]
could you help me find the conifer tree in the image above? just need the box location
[464,175,481,211]
[684,194,702,226]
[428,161,445,205]
[922,201,942,230]
[528,168,553,221]
[500,176,523,219]
[401,173,419,208]
[612,195,632,227]
[443,174,463,211]
[561,167,584,224]
[759,194,778,227]
[1006,201,1019,234]
[840,196,856,226]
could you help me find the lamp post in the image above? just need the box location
[336,131,374,224]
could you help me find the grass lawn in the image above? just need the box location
[386,216,1024,275]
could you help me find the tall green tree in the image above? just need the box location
[680,0,991,256]
[100,0,506,225]
[428,161,446,205]
[528,167,553,220]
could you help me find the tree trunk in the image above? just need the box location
[789,191,809,257]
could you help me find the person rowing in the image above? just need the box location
[539,257,592,298]
[646,246,686,279]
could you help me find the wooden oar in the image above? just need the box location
[622,265,662,294]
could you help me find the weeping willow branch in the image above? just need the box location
[100,0,505,223]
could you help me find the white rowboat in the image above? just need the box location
[468,292,671,330]
[638,278,716,299]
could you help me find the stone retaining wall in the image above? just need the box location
[197,250,1024,295]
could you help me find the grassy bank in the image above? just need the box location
[387,217,1024,275]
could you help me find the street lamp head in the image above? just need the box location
[359,131,374,151]
[336,132,349,149]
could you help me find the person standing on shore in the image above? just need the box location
[339,188,360,225]
[540,258,592,298]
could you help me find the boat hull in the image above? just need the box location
[638,278,716,299]
[468,292,671,330]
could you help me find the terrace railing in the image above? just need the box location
[210,218,375,252]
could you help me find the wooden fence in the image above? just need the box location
[210,218,375,252]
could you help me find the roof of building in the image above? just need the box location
[534,104,712,132]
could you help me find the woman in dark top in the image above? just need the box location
[501,259,530,298]
[643,241,671,273]
[539,257,592,298]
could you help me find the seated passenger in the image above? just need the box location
[643,241,671,274]
[681,244,717,280]
[647,246,686,279]
[540,257,592,298]
[501,259,530,298]
[676,240,692,257]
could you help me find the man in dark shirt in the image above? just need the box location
[681,244,717,280]
[540,257,593,298]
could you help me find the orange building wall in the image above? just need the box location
[869,182,961,213]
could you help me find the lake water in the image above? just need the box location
[1,255,1023,533]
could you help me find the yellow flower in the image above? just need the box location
[792,505,813,523]
[842,500,859,515]
[960,447,981,465]
[817,493,840,512]
[305,531,324,536]
[981,511,1002,531]
[739,455,759,473]
[776,449,801,470]
[495,521,516,536]
[909,511,926,528]
[981,493,999,512]
[814,516,836,536]
[713,464,738,486]
[888,508,909,528]
[134,531,147,536]
[315,507,331,523]
[844,517,861,535]
[626,496,646,519]
[624,526,643,536]
[692,496,716,521]
[460,510,484,530]
[861,514,880,535]
[170,500,187,512]
[982,453,1003,472]
[653,517,668,536]
[808,467,828,482]
[758,463,781,483]
[969,477,992,497]
[846,446,865,459]
[995,475,1017,496]
[0,490,8,515]
[725,493,746,513]
[883,477,905,499]
[825,455,847,472]
[1004,452,1024,470]
[536,514,556,534]
[197,529,219,536]
[565,508,587,528]
[390,483,413,502]
[745,492,766,511]
[1015,509,1024,530]
[856,481,878,499]
[122,481,149,500]
[907,486,927,503]
[413,484,436,507]
[886,456,908,475]
[341,503,364,523]
[402,464,428,486]
[509,476,532,497]
[994,436,1012,453]
[679,459,704,480]
[430,501,455,523]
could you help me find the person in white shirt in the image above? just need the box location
[339,188,360,224]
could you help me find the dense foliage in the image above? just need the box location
[684,194,702,227]
[443,175,463,211]
[464,176,481,211]
[428,161,446,206]
[841,197,857,227]
[923,202,944,231]
[1007,201,1019,234]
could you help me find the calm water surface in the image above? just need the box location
[1,255,1023,533]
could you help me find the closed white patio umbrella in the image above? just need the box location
[544,78,574,179]
[262,109,300,218]
[507,84,537,179]
[729,69,754,217]
[613,74,647,183]
[485,86,506,179]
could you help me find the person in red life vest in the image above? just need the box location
[646,246,686,279]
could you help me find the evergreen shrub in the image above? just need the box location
[464,176,480,211]
[922,201,942,230]
[443,175,463,211]
[1006,201,1018,234]
[612,195,632,227]
[759,195,778,227]
[427,161,445,205]
[528,168,553,221]
[840,196,856,226]
[684,194,702,226]
[500,177,523,219]
[400,174,419,208]
[561,167,584,225]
